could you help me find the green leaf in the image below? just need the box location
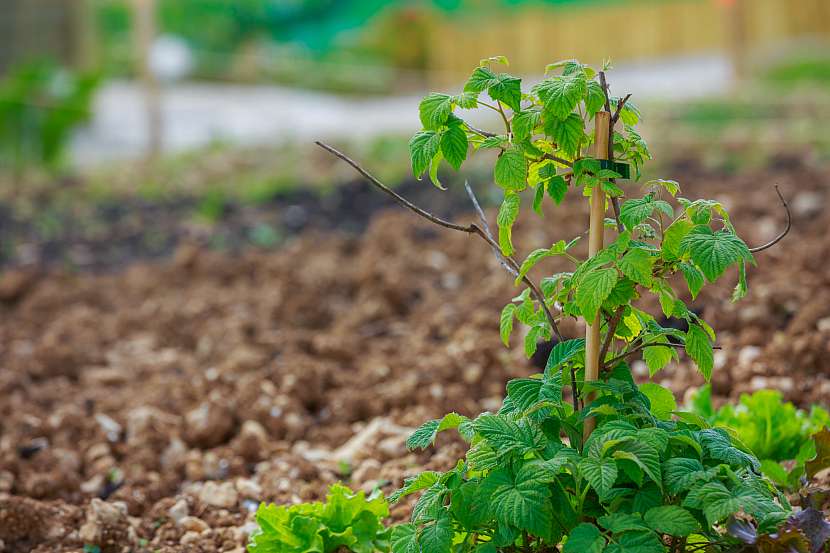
[409,131,440,178]
[680,226,754,283]
[389,472,441,503]
[576,267,618,321]
[494,146,527,190]
[480,464,553,539]
[579,456,618,498]
[497,192,521,255]
[419,512,453,553]
[512,109,541,141]
[685,323,714,380]
[639,382,677,420]
[619,195,672,231]
[545,338,585,375]
[546,175,568,204]
[618,248,654,287]
[597,513,651,534]
[419,93,453,130]
[545,113,583,158]
[612,441,662,489]
[643,343,674,376]
[563,523,604,553]
[391,524,418,553]
[453,91,478,109]
[644,506,699,536]
[516,248,554,282]
[585,80,606,116]
[662,457,708,495]
[440,123,468,170]
[616,530,664,553]
[533,183,545,214]
[661,219,694,261]
[678,262,705,300]
[500,303,517,346]
[406,413,468,450]
[537,74,588,120]
[488,74,523,112]
[464,66,497,94]
[473,414,543,455]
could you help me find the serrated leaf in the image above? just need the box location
[419,512,452,553]
[473,414,543,456]
[685,323,713,380]
[563,523,604,553]
[454,91,478,109]
[512,109,541,141]
[391,523,418,553]
[639,382,677,420]
[500,303,517,346]
[579,456,618,498]
[516,248,554,283]
[545,112,583,158]
[389,472,441,503]
[419,93,453,130]
[406,413,467,450]
[618,248,654,287]
[480,465,553,539]
[612,441,662,489]
[546,174,568,204]
[576,267,618,321]
[585,80,606,116]
[598,512,651,534]
[497,192,521,255]
[465,66,497,93]
[643,343,674,376]
[644,505,699,536]
[616,530,664,553]
[620,195,672,231]
[545,338,585,375]
[494,146,527,190]
[680,226,754,283]
[661,219,693,261]
[409,131,440,178]
[488,73,522,112]
[537,74,588,120]
[662,457,708,495]
[678,262,705,299]
[440,123,468,170]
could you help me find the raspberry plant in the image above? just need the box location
[311,58,812,553]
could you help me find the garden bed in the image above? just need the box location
[0,158,828,552]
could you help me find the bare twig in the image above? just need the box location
[542,153,574,168]
[611,93,632,125]
[597,71,625,233]
[464,122,498,139]
[748,185,791,253]
[315,141,566,346]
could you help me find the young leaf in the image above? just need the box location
[537,74,588,120]
[419,93,453,130]
[585,80,606,116]
[680,226,754,283]
[389,472,441,503]
[494,146,527,190]
[497,192,521,255]
[465,66,498,94]
[409,131,440,178]
[512,109,541,141]
[545,112,583,158]
[500,303,517,346]
[618,248,654,287]
[685,323,714,380]
[576,267,618,321]
[488,73,523,112]
[639,382,677,420]
[440,123,468,170]
[678,262,705,299]
[473,414,543,455]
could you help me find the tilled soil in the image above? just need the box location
[0,159,829,552]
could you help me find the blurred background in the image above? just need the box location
[1,0,829,270]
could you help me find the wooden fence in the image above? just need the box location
[424,0,830,87]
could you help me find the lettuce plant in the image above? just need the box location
[297,57,810,553]
[248,483,390,553]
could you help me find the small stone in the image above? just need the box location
[78,498,134,552]
[180,530,202,545]
[178,516,209,533]
[818,317,830,333]
[236,420,268,461]
[738,346,762,367]
[199,481,238,508]
[168,498,189,524]
[95,414,123,442]
[235,478,262,500]
[185,402,235,448]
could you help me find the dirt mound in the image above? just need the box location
[0,160,828,551]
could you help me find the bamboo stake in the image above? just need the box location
[131,0,162,160]
[583,110,611,440]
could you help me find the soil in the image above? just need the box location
[0,156,828,552]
